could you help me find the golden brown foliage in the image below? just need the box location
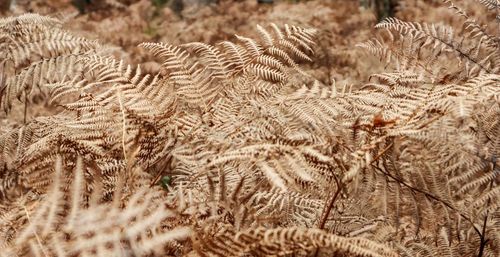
[0,0,499,256]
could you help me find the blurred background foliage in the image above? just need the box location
[0,0,13,13]
[60,0,398,19]
[151,0,169,6]
[0,0,398,20]
[361,0,398,20]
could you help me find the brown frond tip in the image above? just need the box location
[0,21,99,68]
[0,13,62,28]
[476,0,500,11]
[138,23,317,105]
[373,17,498,76]
[0,167,29,204]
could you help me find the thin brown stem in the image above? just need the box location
[318,173,342,229]
[314,174,342,257]
[317,181,342,230]
[478,169,496,257]
[371,164,483,238]
[23,91,28,124]
[149,153,173,187]
[477,212,489,257]
[370,141,393,165]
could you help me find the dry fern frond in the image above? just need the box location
[0,13,100,115]
[140,23,316,106]
[475,0,500,11]
[360,2,500,83]
[2,154,191,257]
[0,4,498,257]
[192,226,398,257]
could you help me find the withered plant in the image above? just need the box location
[0,0,498,256]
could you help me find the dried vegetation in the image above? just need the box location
[0,0,499,256]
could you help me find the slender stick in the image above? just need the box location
[314,175,342,257]
[23,91,28,124]
[317,177,342,229]
[477,170,496,257]
[150,153,173,187]
[318,173,343,229]
[477,212,489,257]
[371,164,483,238]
